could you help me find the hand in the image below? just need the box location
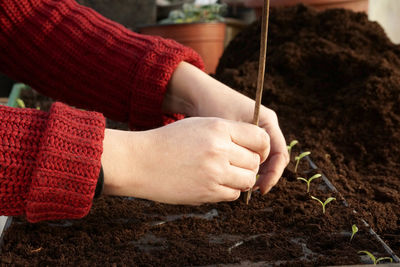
[101,117,270,204]
[164,62,289,195]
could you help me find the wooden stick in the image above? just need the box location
[245,0,270,205]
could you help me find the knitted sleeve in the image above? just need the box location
[0,0,205,130]
[0,102,105,223]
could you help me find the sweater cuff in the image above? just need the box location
[129,37,204,130]
[26,102,105,223]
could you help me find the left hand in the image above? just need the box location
[163,62,289,194]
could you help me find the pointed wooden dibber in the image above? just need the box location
[245,0,270,204]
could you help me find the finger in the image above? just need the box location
[228,142,261,171]
[256,110,289,194]
[209,186,242,203]
[259,112,288,164]
[228,121,270,163]
[255,152,288,194]
[221,165,258,191]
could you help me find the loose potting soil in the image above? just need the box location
[216,3,400,260]
[1,4,399,266]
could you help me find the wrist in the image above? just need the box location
[163,61,203,116]
[163,61,258,123]
[101,129,140,196]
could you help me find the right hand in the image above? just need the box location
[101,117,270,205]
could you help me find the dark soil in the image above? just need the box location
[1,4,399,266]
[0,168,390,266]
[216,3,400,260]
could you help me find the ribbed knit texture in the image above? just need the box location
[0,0,204,129]
[0,0,204,222]
[0,103,105,222]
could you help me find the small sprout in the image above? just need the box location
[297,174,321,193]
[16,98,26,108]
[358,251,393,265]
[310,196,336,214]
[36,106,41,110]
[287,140,298,157]
[350,224,358,242]
[294,151,310,173]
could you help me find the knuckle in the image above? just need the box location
[258,129,270,150]
[240,172,257,191]
[204,163,224,184]
[206,184,220,198]
[208,119,229,134]
[254,129,269,162]
[266,109,278,121]
[203,138,226,158]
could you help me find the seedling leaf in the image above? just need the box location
[376,257,393,264]
[294,151,310,173]
[295,151,311,160]
[358,251,393,265]
[324,197,336,205]
[311,196,336,214]
[350,224,358,241]
[287,140,298,157]
[311,195,323,205]
[289,140,298,147]
[297,174,321,193]
[309,174,322,182]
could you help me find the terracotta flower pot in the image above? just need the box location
[245,0,369,16]
[139,22,226,74]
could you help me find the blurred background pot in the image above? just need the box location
[140,22,226,74]
[140,3,227,74]
[245,0,369,16]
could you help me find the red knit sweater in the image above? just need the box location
[0,0,204,222]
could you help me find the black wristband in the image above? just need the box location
[94,165,104,198]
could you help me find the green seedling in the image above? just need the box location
[310,196,335,214]
[358,251,393,265]
[297,174,321,193]
[16,98,25,108]
[287,140,298,157]
[294,151,310,173]
[161,3,226,24]
[350,224,358,242]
